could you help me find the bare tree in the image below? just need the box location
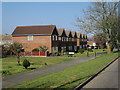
[77,2,118,53]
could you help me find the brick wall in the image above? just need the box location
[12,35,52,52]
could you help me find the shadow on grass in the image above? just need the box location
[54,75,93,89]
[27,67,36,70]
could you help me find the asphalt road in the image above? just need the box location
[83,58,119,89]
[2,53,104,88]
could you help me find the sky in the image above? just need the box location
[2,2,92,35]
[0,2,2,34]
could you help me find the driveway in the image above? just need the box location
[2,53,105,88]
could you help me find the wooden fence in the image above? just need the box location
[21,51,47,57]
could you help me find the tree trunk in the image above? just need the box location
[106,44,112,53]
[17,55,20,65]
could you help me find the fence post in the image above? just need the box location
[45,51,47,57]
[31,51,32,56]
[39,51,40,56]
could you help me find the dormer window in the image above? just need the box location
[52,35,58,41]
[62,37,66,41]
[28,35,33,41]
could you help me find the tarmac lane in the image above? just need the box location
[83,58,119,89]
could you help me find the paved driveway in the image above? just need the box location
[2,53,104,88]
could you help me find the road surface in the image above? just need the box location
[83,58,119,89]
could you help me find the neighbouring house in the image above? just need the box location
[71,31,77,51]
[12,25,88,54]
[0,34,13,45]
[77,32,81,50]
[65,30,74,51]
[87,37,97,49]
[57,28,67,52]
[77,33,87,50]
[81,34,87,49]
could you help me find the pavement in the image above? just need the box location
[83,58,119,89]
[2,53,105,88]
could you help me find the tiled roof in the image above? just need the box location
[87,41,93,45]
[71,31,77,38]
[71,31,75,36]
[77,32,81,38]
[65,30,71,37]
[12,25,56,36]
[57,28,64,36]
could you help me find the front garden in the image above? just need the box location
[12,51,119,88]
[2,57,73,77]
[2,47,107,77]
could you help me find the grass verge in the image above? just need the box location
[13,52,119,88]
[2,57,73,76]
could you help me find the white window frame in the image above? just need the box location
[55,35,58,41]
[28,35,33,41]
[52,35,54,41]
[52,35,58,41]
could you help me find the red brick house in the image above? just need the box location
[12,25,59,53]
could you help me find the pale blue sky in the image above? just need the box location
[0,2,2,34]
[2,2,91,35]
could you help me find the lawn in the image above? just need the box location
[13,51,119,88]
[2,56,73,76]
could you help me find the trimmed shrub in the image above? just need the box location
[78,49,85,54]
[23,59,30,69]
[44,63,48,65]
[32,48,39,52]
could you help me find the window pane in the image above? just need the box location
[52,36,54,41]
[28,36,33,41]
[56,36,57,40]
